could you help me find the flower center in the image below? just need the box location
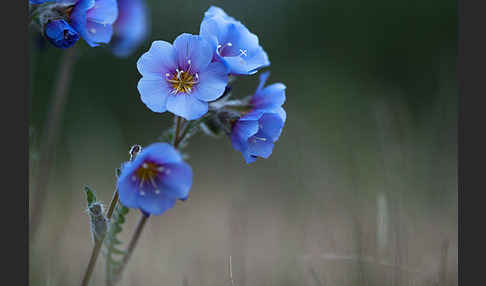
[217,42,248,58]
[135,162,160,183]
[165,64,199,95]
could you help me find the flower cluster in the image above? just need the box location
[119,6,287,216]
[30,0,119,48]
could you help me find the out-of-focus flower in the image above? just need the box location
[229,72,286,163]
[137,33,228,120]
[44,19,80,48]
[111,0,149,57]
[199,6,270,76]
[117,143,193,215]
[71,0,119,47]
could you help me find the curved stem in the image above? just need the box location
[30,46,78,239]
[80,190,119,286]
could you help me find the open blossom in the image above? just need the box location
[137,33,228,120]
[117,143,193,215]
[199,6,270,76]
[230,72,286,163]
[44,19,80,48]
[111,0,149,57]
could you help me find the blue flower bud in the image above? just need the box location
[44,19,80,49]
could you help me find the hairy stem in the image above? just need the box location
[80,190,119,286]
[30,46,78,239]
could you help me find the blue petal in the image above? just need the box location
[192,62,228,102]
[173,33,213,72]
[258,113,285,141]
[256,71,270,92]
[117,164,140,208]
[166,94,208,120]
[135,143,183,165]
[159,162,193,200]
[251,83,286,110]
[86,0,118,25]
[242,151,258,164]
[248,136,275,159]
[199,16,229,53]
[137,192,177,215]
[137,75,171,113]
[230,120,259,151]
[112,0,149,57]
[44,20,80,49]
[203,6,237,22]
[137,40,177,77]
[217,22,270,75]
[82,20,113,46]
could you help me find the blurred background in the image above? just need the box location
[29,0,457,285]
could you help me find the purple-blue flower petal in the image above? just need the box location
[112,0,149,57]
[203,6,237,22]
[247,136,275,159]
[173,33,213,72]
[159,162,193,199]
[86,0,118,24]
[137,40,177,77]
[251,83,286,110]
[192,62,228,102]
[137,75,170,113]
[82,21,113,46]
[137,192,177,215]
[166,94,209,120]
[44,19,80,49]
[258,113,285,141]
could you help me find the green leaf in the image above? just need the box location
[84,185,97,206]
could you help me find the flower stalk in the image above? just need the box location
[30,46,78,239]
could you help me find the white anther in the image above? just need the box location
[140,191,146,196]
[90,28,96,34]
[155,189,161,194]
[165,73,170,77]
[254,136,267,142]
[227,42,233,46]
[187,59,191,64]
[142,163,148,168]
[217,44,222,49]
[132,176,137,181]
[157,166,165,172]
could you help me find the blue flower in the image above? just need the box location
[137,33,229,120]
[199,6,270,76]
[117,143,193,216]
[70,0,119,47]
[44,19,80,48]
[230,72,286,163]
[111,0,149,57]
